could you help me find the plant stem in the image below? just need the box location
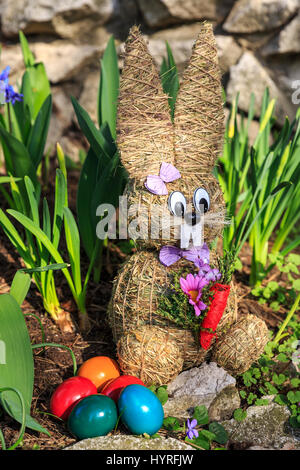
[32,343,77,375]
[274,292,300,345]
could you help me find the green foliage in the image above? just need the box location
[217,90,300,286]
[233,408,247,422]
[0,272,49,448]
[192,405,209,426]
[160,42,180,120]
[237,318,300,428]
[163,416,181,431]
[0,146,98,326]
[184,406,228,450]
[0,32,52,209]
[72,37,127,281]
[251,252,300,310]
[148,384,169,406]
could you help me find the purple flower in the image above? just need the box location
[0,66,23,105]
[180,273,208,316]
[186,419,198,440]
[198,264,221,283]
[184,243,210,268]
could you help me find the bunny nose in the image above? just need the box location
[185,211,200,226]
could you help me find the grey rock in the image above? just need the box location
[164,362,237,419]
[224,108,262,147]
[208,386,241,421]
[80,70,101,125]
[117,38,194,71]
[65,435,193,450]
[1,0,113,38]
[31,41,101,83]
[227,52,296,124]
[222,402,300,449]
[0,45,25,85]
[262,13,300,55]
[46,84,77,151]
[137,0,234,28]
[224,0,299,34]
[267,57,300,110]
[215,35,242,74]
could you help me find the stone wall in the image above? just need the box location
[0,0,299,160]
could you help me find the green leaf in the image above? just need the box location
[10,271,31,306]
[254,399,269,406]
[233,408,247,422]
[186,435,210,450]
[291,378,300,388]
[19,31,35,67]
[200,429,216,441]
[192,405,209,426]
[208,422,229,445]
[0,126,38,191]
[63,207,82,296]
[163,416,181,431]
[71,96,111,164]
[20,263,69,273]
[21,63,51,121]
[52,169,66,249]
[156,386,168,405]
[98,36,119,138]
[287,391,300,404]
[0,293,49,435]
[76,148,99,259]
[27,95,52,169]
[274,394,289,406]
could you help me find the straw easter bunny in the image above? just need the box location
[108,24,269,385]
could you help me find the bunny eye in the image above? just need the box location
[168,191,187,217]
[193,188,210,213]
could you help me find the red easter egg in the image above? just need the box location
[101,375,145,402]
[50,376,97,420]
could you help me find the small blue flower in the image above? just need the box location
[0,66,10,83]
[4,84,23,105]
[186,418,199,440]
[0,66,23,105]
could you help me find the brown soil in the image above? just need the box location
[0,166,296,450]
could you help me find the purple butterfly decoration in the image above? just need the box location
[159,243,210,268]
[144,162,181,195]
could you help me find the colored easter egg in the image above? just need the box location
[68,394,118,440]
[78,356,120,390]
[118,384,164,436]
[50,376,97,420]
[102,375,145,402]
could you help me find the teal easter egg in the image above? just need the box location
[118,384,164,435]
[68,394,117,440]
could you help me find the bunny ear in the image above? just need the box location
[174,22,225,180]
[117,26,175,182]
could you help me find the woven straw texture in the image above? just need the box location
[117,25,174,183]
[108,24,269,384]
[212,314,269,375]
[174,21,225,177]
[108,250,237,374]
[117,326,185,386]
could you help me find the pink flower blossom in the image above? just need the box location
[180,273,208,316]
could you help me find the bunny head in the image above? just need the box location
[117,24,226,251]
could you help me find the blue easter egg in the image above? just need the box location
[118,384,164,435]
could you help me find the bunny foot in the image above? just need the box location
[116,325,184,386]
